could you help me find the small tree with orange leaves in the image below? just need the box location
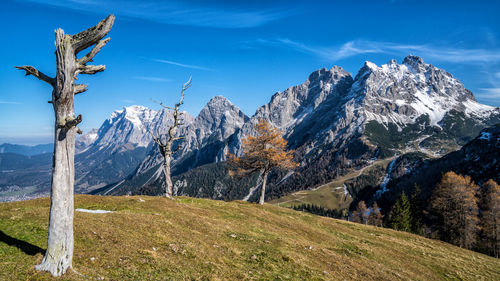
[430,171,479,249]
[227,120,298,205]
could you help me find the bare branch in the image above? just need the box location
[149,128,159,143]
[172,136,185,141]
[78,38,110,65]
[177,76,192,107]
[151,98,175,110]
[15,66,55,86]
[78,65,105,75]
[74,84,88,95]
[71,15,115,53]
[182,76,193,92]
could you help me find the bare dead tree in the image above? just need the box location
[15,15,114,277]
[150,77,192,199]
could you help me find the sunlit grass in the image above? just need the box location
[0,195,498,280]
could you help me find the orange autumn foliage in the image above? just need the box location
[227,119,298,176]
[227,119,298,204]
[430,171,479,249]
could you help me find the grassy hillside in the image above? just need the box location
[0,195,499,280]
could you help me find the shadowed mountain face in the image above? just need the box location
[1,55,499,203]
[364,124,500,212]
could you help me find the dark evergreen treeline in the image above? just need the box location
[291,203,348,220]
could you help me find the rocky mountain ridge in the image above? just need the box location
[93,55,499,201]
[1,55,499,204]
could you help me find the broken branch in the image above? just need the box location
[74,84,88,95]
[15,66,55,86]
[71,15,115,54]
[58,114,82,130]
[78,65,105,75]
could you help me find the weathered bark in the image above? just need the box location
[163,155,173,199]
[16,15,114,277]
[259,170,269,205]
[150,77,191,198]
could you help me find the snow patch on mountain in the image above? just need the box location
[463,99,497,118]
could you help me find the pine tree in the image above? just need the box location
[479,179,500,257]
[368,202,384,227]
[390,193,412,232]
[410,184,424,235]
[430,171,478,249]
[227,120,297,205]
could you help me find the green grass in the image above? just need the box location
[0,195,499,280]
[270,158,394,210]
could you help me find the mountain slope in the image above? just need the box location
[1,195,499,280]
[370,124,500,210]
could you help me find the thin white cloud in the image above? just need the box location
[17,0,293,28]
[0,100,22,105]
[259,38,500,63]
[134,76,172,82]
[477,88,500,99]
[154,59,212,71]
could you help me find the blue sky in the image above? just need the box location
[1,0,499,144]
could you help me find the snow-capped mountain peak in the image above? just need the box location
[349,56,499,129]
[122,105,157,129]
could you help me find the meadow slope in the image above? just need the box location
[0,195,498,280]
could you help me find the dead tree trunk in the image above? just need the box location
[163,154,173,197]
[259,169,269,205]
[150,77,191,198]
[16,15,114,277]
